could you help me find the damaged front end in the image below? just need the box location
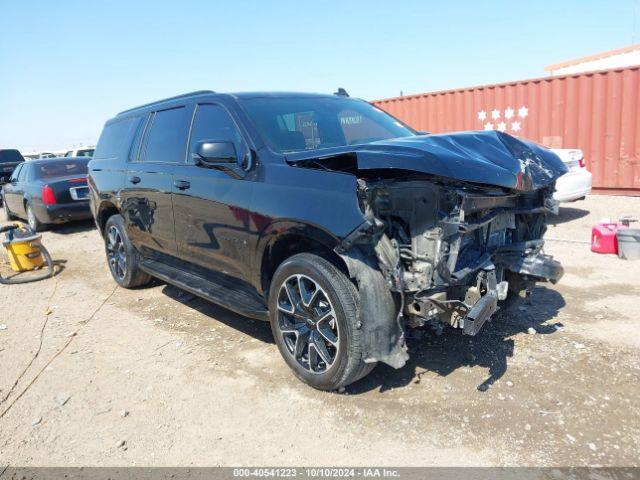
[338,180,563,368]
[289,131,566,369]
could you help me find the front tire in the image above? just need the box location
[104,214,151,288]
[268,253,375,391]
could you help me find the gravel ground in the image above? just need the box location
[0,195,639,467]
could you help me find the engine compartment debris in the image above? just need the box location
[291,131,567,368]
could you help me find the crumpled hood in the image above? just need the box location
[287,131,568,191]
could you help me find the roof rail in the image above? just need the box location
[117,90,216,115]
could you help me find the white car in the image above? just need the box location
[22,151,56,160]
[551,148,592,202]
[64,147,95,157]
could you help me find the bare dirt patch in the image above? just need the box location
[1,195,639,466]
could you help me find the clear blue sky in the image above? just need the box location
[1,0,637,151]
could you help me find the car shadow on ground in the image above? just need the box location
[550,206,590,225]
[156,280,564,394]
[348,285,566,394]
[47,219,95,235]
[161,284,275,344]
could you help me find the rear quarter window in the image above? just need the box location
[94,117,141,160]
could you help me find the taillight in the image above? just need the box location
[42,185,57,205]
[68,177,86,184]
[579,157,586,168]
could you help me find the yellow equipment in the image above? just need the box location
[1,222,54,284]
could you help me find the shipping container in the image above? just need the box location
[373,66,640,195]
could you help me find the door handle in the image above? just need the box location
[128,176,141,185]
[173,180,191,190]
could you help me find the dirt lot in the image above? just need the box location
[0,195,639,467]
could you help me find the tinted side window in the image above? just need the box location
[188,104,247,162]
[141,107,191,163]
[94,117,140,159]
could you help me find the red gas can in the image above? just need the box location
[591,222,628,254]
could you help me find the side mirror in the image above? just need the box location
[194,140,237,167]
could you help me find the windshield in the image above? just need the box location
[34,159,89,179]
[239,96,415,153]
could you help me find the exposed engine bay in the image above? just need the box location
[343,178,563,338]
[287,130,567,368]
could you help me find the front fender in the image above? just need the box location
[252,220,342,294]
[338,246,408,369]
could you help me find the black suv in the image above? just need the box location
[89,90,565,390]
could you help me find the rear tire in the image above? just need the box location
[26,203,46,232]
[104,214,151,288]
[268,253,375,391]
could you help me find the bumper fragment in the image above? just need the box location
[495,242,564,284]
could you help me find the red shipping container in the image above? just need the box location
[373,66,640,195]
